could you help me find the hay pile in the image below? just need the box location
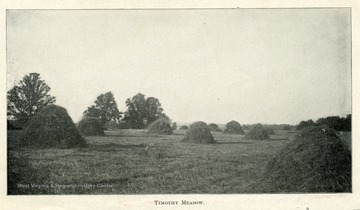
[179,125,188,130]
[244,124,270,140]
[263,125,351,192]
[265,127,275,135]
[182,121,216,144]
[147,118,173,135]
[223,120,245,134]
[208,123,222,132]
[21,105,86,148]
[78,117,105,136]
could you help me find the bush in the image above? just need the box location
[223,120,245,134]
[263,125,351,192]
[78,118,105,136]
[171,122,177,130]
[179,125,188,130]
[296,119,316,130]
[147,118,173,135]
[21,105,86,148]
[208,123,222,132]
[244,124,270,140]
[283,125,291,130]
[265,127,275,135]
[182,121,216,144]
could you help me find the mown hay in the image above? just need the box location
[21,105,86,148]
[78,117,105,136]
[223,120,245,134]
[147,118,173,135]
[244,124,270,140]
[265,127,275,135]
[263,125,351,192]
[182,121,216,144]
[208,123,222,132]
[179,125,188,130]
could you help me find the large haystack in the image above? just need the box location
[78,117,105,136]
[244,124,270,140]
[21,105,86,148]
[147,118,173,135]
[208,123,222,132]
[223,120,245,134]
[263,125,351,192]
[182,121,216,144]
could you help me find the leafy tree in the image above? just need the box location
[171,122,177,130]
[7,73,56,126]
[316,115,351,131]
[123,93,168,129]
[83,92,122,126]
[296,119,316,130]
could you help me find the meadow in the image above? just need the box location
[7,129,351,195]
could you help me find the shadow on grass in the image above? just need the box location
[8,149,53,195]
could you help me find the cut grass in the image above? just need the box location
[7,129,345,194]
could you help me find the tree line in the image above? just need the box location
[7,73,170,129]
[296,115,351,131]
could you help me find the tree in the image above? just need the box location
[296,119,316,130]
[83,92,122,126]
[316,115,351,131]
[123,93,168,129]
[7,73,56,126]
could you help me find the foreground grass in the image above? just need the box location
[7,129,313,194]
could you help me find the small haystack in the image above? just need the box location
[147,118,173,135]
[265,127,275,135]
[21,105,86,148]
[182,121,216,144]
[223,120,245,135]
[244,124,270,140]
[179,125,188,130]
[78,117,105,136]
[208,123,222,132]
[263,125,351,192]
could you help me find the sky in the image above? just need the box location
[6,9,351,125]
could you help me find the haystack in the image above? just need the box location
[223,120,245,134]
[78,117,105,136]
[179,125,188,130]
[263,125,351,192]
[147,118,173,135]
[21,105,86,148]
[265,127,275,135]
[244,124,270,140]
[182,121,216,144]
[208,123,222,132]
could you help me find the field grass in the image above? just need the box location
[7,129,351,194]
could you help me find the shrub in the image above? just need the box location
[78,118,105,136]
[147,118,173,135]
[171,122,177,130]
[263,125,351,192]
[223,120,245,134]
[179,125,188,130]
[283,125,291,130]
[296,119,316,130]
[244,124,270,140]
[208,123,222,132]
[182,121,216,144]
[21,105,86,148]
[265,127,275,135]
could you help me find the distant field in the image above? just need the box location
[7,129,350,194]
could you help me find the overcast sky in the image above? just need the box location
[7,9,351,125]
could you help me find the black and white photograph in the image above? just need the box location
[2,2,359,209]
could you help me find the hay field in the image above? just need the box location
[7,129,350,194]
